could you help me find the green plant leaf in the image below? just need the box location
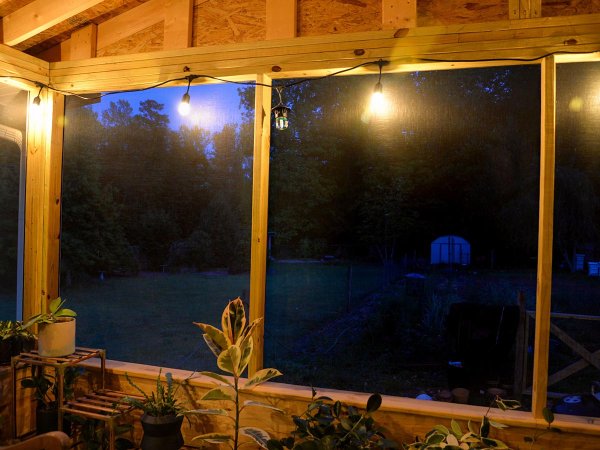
[267,439,285,450]
[240,427,271,448]
[217,345,241,376]
[57,308,77,317]
[366,393,382,413]
[222,298,246,345]
[238,334,254,374]
[489,420,508,429]
[243,400,284,413]
[195,323,228,357]
[446,434,459,446]
[244,368,283,389]
[187,408,229,416]
[433,425,450,435]
[192,433,232,444]
[199,371,233,387]
[542,407,554,425]
[480,416,490,438]
[201,386,235,402]
[467,420,477,435]
[49,297,65,314]
[450,419,462,437]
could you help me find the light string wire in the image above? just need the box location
[1,48,598,104]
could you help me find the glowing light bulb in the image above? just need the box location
[369,82,390,117]
[178,92,191,116]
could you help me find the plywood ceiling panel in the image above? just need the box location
[298,0,382,36]
[96,21,163,57]
[418,0,508,26]
[193,0,266,47]
[542,0,600,17]
[0,0,35,17]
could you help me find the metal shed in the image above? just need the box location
[430,235,471,266]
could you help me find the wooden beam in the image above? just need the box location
[24,90,64,320]
[382,0,416,29]
[531,55,556,420]
[48,14,600,94]
[2,0,104,46]
[266,0,297,40]
[96,0,164,51]
[69,24,97,60]
[164,0,193,50]
[248,74,272,376]
[0,43,49,85]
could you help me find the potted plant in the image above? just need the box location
[0,320,36,364]
[189,297,283,450]
[21,365,82,434]
[24,297,77,357]
[268,389,397,450]
[122,369,187,450]
[402,397,522,450]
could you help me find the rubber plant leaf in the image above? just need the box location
[201,386,235,402]
[194,323,228,357]
[242,400,284,413]
[217,345,241,376]
[240,427,271,448]
[237,333,254,374]
[49,297,65,314]
[199,371,233,387]
[222,297,246,345]
[450,419,462,437]
[192,433,232,444]
[244,368,282,390]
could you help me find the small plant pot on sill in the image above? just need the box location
[37,318,76,357]
[140,414,184,450]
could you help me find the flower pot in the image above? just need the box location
[140,414,183,450]
[38,318,76,357]
[0,336,36,364]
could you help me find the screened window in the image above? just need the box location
[60,84,255,369]
[550,61,600,417]
[264,66,541,406]
[0,85,27,321]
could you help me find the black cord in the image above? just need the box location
[1,48,598,101]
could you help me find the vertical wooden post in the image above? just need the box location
[532,56,555,419]
[266,0,297,40]
[164,0,193,50]
[248,74,272,376]
[24,90,64,320]
[382,0,416,29]
[70,23,97,60]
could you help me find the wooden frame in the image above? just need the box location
[2,12,600,436]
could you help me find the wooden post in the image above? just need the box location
[266,0,297,40]
[248,74,272,376]
[70,24,97,60]
[531,55,555,419]
[24,89,64,321]
[164,0,193,50]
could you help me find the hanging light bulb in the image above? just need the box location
[32,84,43,107]
[178,76,193,116]
[369,59,390,117]
[272,86,291,130]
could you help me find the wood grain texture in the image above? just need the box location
[194,0,266,47]
[69,23,97,60]
[266,0,297,39]
[418,0,508,26]
[543,0,600,17]
[16,0,151,54]
[164,0,193,49]
[97,22,163,58]
[382,0,416,29]
[532,55,555,420]
[298,0,381,36]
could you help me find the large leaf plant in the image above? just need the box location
[190,297,282,450]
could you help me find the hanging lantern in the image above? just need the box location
[273,105,290,130]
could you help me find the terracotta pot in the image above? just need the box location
[451,387,470,404]
[37,318,76,357]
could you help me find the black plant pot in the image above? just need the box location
[140,414,183,450]
[36,406,71,435]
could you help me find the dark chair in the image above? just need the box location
[0,431,70,450]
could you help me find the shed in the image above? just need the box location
[430,235,471,266]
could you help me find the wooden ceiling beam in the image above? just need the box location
[2,0,105,46]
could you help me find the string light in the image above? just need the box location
[369,59,390,117]
[31,83,43,107]
[272,87,291,130]
[178,76,193,116]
